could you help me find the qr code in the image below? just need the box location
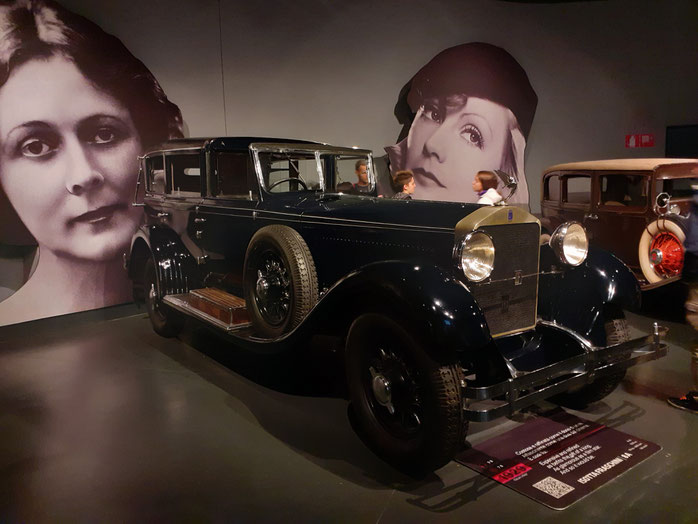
[532,477,575,499]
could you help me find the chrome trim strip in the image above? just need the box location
[302,214,453,232]
[314,151,325,191]
[537,319,594,350]
[492,323,538,339]
[145,146,204,155]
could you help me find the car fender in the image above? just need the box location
[309,260,492,362]
[128,225,197,297]
[538,244,641,345]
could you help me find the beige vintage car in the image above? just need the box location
[541,158,698,289]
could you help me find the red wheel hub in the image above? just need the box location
[649,232,684,277]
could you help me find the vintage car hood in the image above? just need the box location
[294,194,482,230]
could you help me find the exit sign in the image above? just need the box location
[625,134,655,148]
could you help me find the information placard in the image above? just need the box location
[457,410,660,509]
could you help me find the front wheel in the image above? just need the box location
[553,308,630,409]
[144,258,183,338]
[243,225,318,338]
[345,313,467,475]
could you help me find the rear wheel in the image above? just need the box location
[553,308,630,409]
[144,258,183,338]
[345,313,467,475]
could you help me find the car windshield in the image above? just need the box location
[258,151,323,192]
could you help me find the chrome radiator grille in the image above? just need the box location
[470,223,540,337]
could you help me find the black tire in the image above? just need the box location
[144,257,184,338]
[345,313,467,475]
[244,225,318,338]
[553,308,630,409]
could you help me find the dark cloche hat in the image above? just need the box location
[406,42,538,140]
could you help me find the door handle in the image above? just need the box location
[194,217,206,224]
[584,213,598,220]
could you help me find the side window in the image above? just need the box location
[544,175,560,201]
[211,152,256,198]
[146,154,165,194]
[165,153,201,197]
[600,174,648,207]
[326,154,373,193]
[562,175,591,205]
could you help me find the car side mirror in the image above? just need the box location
[493,169,517,204]
[655,192,670,209]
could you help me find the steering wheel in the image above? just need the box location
[268,177,308,191]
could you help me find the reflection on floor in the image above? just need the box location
[0,302,696,521]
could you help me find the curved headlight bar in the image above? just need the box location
[458,231,495,282]
[550,222,588,266]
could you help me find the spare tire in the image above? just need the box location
[243,225,318,338]
[638,219,685,284]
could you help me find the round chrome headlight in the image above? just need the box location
[550,222,588,266]
[459,231,495,282]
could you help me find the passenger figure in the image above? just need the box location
[473,171,503,205]
[391,170,416,200]
[0,0,183,326]
[350,159,372,195]
[668,184,698,413]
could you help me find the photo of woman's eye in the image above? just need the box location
[93,128,117,144]
[21,138,55,158]
[0,0,183,327]
[385,42,537,207]
[461,124,483,149]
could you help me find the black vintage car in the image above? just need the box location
[127,137,667,474]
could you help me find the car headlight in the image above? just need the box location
[550,222,588,266]
[459,231,495,282]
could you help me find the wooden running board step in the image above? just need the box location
[189,288,250,326]
[162,287,250,331]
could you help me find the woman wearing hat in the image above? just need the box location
[385,42,537,206]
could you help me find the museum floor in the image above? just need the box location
[1,297,696,522]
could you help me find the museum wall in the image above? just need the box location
[62,0,698,205]
[1,0,697,325]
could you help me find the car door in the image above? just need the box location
[194,150,260,292]
[591,172,651,269]
[157,150,207,265]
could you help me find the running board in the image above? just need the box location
[163,288,251,332]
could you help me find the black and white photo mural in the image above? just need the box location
[385,42,537,206]
[0,0,182,326]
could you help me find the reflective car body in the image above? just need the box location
[541,158,698,289]
[127,138,667,472]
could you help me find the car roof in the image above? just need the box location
[543,158,698,175]
[143,137,371,156]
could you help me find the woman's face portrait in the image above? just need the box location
[405,95,512,201]
[386,42,537,206]
[0,56,142,262]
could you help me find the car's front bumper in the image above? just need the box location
[462,322,668,422]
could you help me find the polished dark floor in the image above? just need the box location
[0,300,696,522]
